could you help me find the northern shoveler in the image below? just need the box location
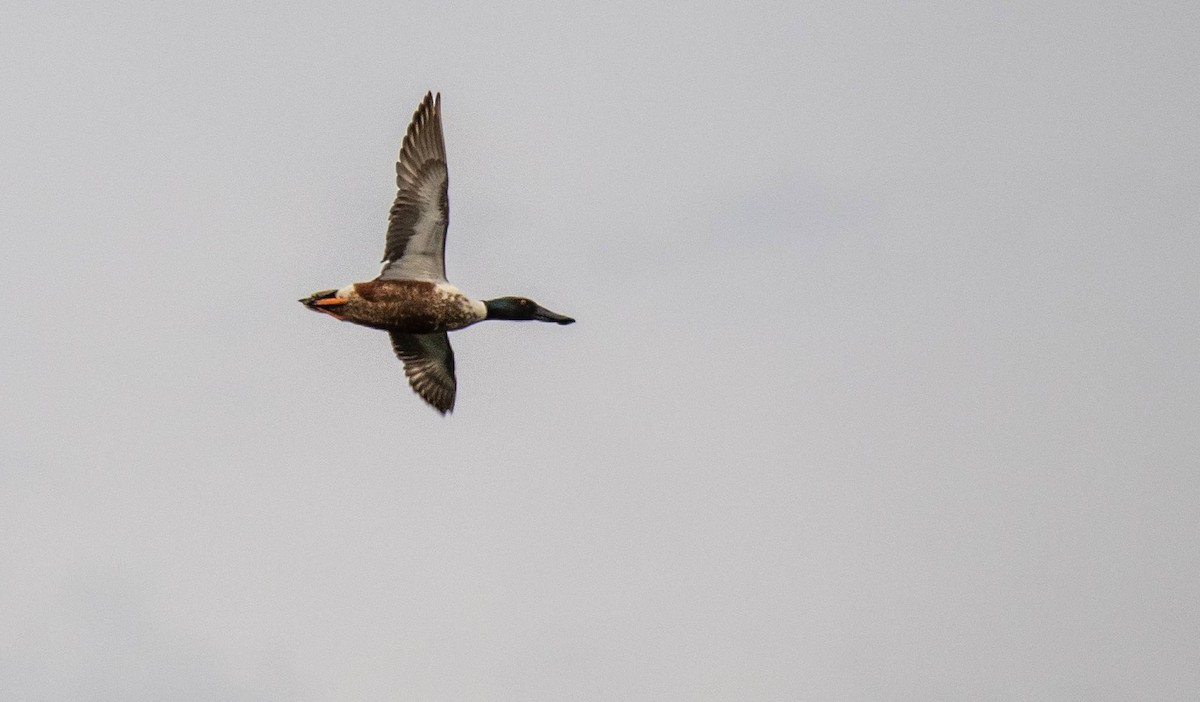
[301,92,574,414]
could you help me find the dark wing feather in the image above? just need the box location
[380,92,450,282]
[388,331,457,414]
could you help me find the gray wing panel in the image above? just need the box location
[381,91,449,282]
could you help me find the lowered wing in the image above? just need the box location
[388,331,457,414]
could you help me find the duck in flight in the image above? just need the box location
[301,92,575,414]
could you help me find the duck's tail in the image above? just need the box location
[299,289,340,308]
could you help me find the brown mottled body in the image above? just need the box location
[319,280,484,333]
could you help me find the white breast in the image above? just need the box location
[435,282,487,325]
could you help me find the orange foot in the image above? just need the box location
[313,297,348,307]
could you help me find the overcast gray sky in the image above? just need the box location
[2,1,1198,699]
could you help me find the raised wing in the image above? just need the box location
[388,331,457,414]
[380,92,449,282]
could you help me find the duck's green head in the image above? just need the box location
[484,297,575,325]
